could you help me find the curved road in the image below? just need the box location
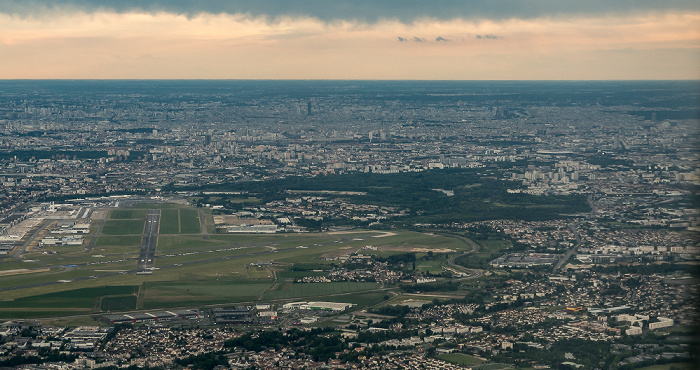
[439,232,485,280]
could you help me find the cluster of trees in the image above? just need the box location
[223,328,343,361]
[370,305,412,318]
[592,263,696,275]
[186,168,590,228]
[0,350,76,368]
[174,352,228,369]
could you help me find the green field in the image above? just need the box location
[315,291,388,308]
[157,235,226,254]
[437,353,485,366]
[263,282,379,300]
[101,220,146,235]
[0,225,483,318]
[95,235,142,247]
[179,209,201,234]
[111,209,147,219]
[0,286,138,313]
[101,295,138,311]
[159,209,180,234]
[142,281,271,308]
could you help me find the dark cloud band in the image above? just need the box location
[0,0,697,22]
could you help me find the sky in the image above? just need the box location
[0,0,699,80]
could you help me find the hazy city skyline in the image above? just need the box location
[1,0,699,80]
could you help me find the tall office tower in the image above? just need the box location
[307,101,312,116]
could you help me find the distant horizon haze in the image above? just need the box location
[0,1,698,80]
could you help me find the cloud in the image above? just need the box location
[411,36,426,42]
[1,11,698,79]
[398,36,407,42]
[0,0,698,23]
[476,34,501,39]
[435,36,449,41]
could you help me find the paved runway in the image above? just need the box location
[137,209,160,272]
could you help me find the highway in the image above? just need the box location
[137,209,160,272]
[553,195,595,272]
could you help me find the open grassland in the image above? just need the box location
[159,209,179,234]
[0,227,478,318]
[157,235,226,254]
[129,203,180,209]
[142,281,271,308]
[95,235,142,247]
[264,282,379,300]
[0,260,44,271]
[276,269,327,279]
[43,316,102,327]
[155,246,269,266]
[179,209,202,234]
[313,291,388,308]
[110,209,147,219]
[100,295,138,311]
[0,286,138,317]
[246,265,273,279]
[101,220,145,235]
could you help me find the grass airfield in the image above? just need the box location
[0,204,477,319]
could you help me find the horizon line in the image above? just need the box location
[1,78,698,82]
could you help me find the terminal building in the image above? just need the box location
[212,306,254,324]
[103,309,199,324]
[282,301,353,311]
